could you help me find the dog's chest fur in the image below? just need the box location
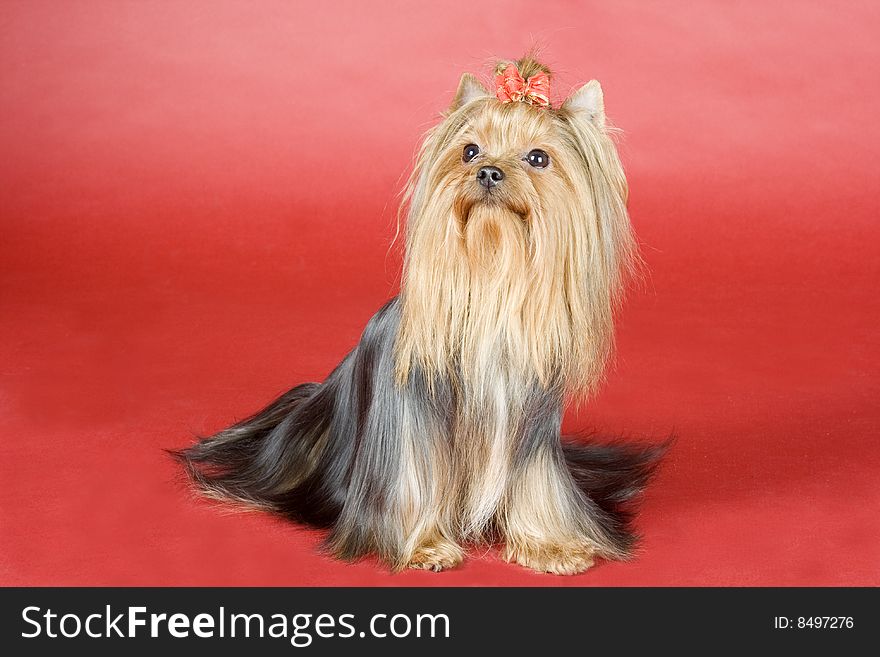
[447,355,543,536]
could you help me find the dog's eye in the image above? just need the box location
[462,144,480,162]
[525,149,549,168]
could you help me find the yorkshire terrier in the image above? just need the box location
[174,56,663,575]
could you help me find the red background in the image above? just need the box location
[1,1,878,586]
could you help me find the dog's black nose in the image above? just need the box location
[476,166,504,189]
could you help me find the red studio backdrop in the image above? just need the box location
[1,1,878,586]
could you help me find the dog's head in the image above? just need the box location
[397,57,637,394]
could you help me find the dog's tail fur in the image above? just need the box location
[561,439,668,555]
[170,376,351,529]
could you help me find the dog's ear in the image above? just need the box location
[450,73,489,111]
[562,80,605,128]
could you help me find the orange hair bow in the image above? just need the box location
[494,63,551,108]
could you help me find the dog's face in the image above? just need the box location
[405,64,617,272]
[450,100,563,227]
[397,58,635,393]
[442,99,597,273]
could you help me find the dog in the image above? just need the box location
[174,56,664,575]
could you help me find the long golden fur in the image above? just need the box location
[396,57,636,396]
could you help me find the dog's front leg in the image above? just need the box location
[499,403,598,575]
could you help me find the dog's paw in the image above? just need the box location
[503,541,595,575]
[406,540,464,572]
